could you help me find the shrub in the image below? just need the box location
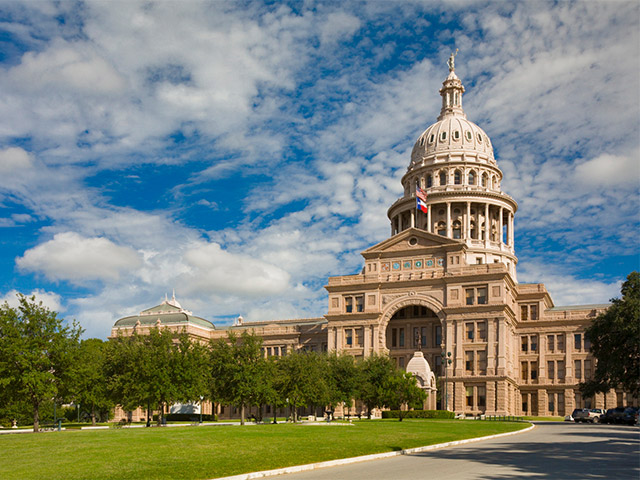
[381,410,455,419]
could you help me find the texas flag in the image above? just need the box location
[416,186,428,213]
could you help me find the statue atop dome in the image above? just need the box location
[447,48,459,72]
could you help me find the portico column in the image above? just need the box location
[466,202,471,240]
[411,209,415,228]
[446,202,452,238]
[484,203,490,247]
[427,204,432,232]
[499,206,504,245]
[510,212,514,247]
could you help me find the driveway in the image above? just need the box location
[278,422,640,479]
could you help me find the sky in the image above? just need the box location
[0,0,638,339]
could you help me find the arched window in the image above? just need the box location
[439,171,447,186]
[482,173,488,187]
[468,170,476,185]
[470,221,477,239]
[453,221,462,239]
[454,170,462,184]
[426,174,432,188]
[481,222,486,240]
[437,221,446,236]
[491,226,497,242]
[492,176,497,189]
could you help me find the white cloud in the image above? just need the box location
[1,288,64,313]
[17,232,143,283]
[0,147,33,174]
[320,12,361,46]
[574,152,640,188]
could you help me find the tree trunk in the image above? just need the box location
[240,403,245,425]
[91,403,97,426]
[33,401,40,433]
[272,405,277,424]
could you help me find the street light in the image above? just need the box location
[199,396,204,424]
[441,351,452,411]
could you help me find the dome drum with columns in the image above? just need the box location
[111,55,625,421]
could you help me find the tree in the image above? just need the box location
[580,271,640,398]
[326,353,360,416]
[384,371,427,421]
[0,294,82,432]
[208,331,269,425]
[357,353,396,419]
[67,338,113,425]
[106,327,205,425]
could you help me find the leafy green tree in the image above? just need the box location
[0,294,82,432]
[208,331,269,425]
[67,338,113,425]
[106,327,204,425]
[384,371,427,421]
[274,350,328,422]
[358,353,396,419]
[326,353,360,416]
[581,271,640,398]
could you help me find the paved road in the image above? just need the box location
[279,422,640,479]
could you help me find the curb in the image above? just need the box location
[211,423,536,480]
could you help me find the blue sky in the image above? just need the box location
[0,1,638,339]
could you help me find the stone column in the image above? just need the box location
[486,381,496,415]
[487,318,496,376]
[466,202,471,240]
[497,318,506,376]
[495,380,508,415]
[364,325,371,356]
[509,212,514,247]
[538,389,548,416]
[427,204,432,233]
[499,206,504,245]
[446,202,452,238]
[411,209,415,228]
[484,203,490,247]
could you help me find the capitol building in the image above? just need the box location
[112,57,626,419]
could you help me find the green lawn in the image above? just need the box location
[0,419,528,480]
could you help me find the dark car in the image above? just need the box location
[599,407,625,424]
[621,407,639,426]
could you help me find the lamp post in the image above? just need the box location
[441,351,452,411]
[199,396,204,424]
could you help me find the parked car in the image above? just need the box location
[570,408,584,422]
[574,408,605,423]
[599,407,628,424]
[620,407,639,426]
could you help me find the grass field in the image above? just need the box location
[0,419,529,480]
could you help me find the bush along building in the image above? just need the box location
[112,57,633,420]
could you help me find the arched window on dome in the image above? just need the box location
[426,174,433,188]
[470,221,477,239]
[492,176,497,189]
[468,170,476,185]
[481,222,486,240]
[439,171,447,186]
[482,173,488,187]
[466,131,472,141]
[437,221,446,236]
[491,226,497,242]
[454,170,462,185]
[452,221,462,239]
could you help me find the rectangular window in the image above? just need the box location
[477,386,486,408]
[398,356,405,368]
[477,322,487,341]
[530,335,538,352]
[345,297,353,313]
[547,335,555,352]
[421,327,428,347]
[584,337,591,351]
[435,326,442,347]
[521,336,528,353]
[574,359,582,380]
[477,350,487,374]
[281,346,287,356]
[557,334,565,352]
[414,327,420,347]
[435,355,442,376]
[548,397,555,415]
[521,305,528,321]
[531,362,538,380]
[466,323,475,341]
[345,329,353,346]
[521,361,528,381]
[399,328,405,347]
[574,333,582,350]
[477,287,487,305]
[530,304,538,320]
[465,351,474,373]
[465,289,475,305]
[466,386,474,407]
[356,328,364,347]
[356,295,364,312]
[392,329,397,348]
[584,360,592,380]
[548,361,555,380]
[557,361,565,380]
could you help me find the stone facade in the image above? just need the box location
[111,60,633,419]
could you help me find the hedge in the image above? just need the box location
[152,413,218,422]
[381,410,455,419]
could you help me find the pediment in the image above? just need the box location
[362,228,463,258]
